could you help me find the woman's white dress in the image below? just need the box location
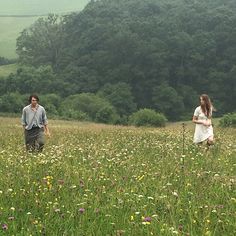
[193,106,214,143]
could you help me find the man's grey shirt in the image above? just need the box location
[22,104,48,130]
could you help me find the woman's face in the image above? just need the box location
[200,96,205,105]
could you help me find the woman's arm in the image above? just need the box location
[193,116,211,126]
[192,116,203,124]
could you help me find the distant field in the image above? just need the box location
[0,17,38,58]
[0,0,89,58]
[0,63,18,77]
[0,0,89,15]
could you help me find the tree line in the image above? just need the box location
[1,0,236,124]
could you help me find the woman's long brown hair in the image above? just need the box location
[200,94,214,118]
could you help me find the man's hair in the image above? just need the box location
[29,94,39,103]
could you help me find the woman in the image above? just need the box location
[192,94,214,145]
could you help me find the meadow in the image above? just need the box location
[0,63,18,77]
[0,17,38,59]
[0,117,235,235]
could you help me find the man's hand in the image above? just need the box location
[45,130,51,137]
[44,125,51,138]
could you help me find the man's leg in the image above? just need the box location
[36,128,45,152]
[25,130,35,152]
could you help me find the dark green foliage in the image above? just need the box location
[152,83,184,120]
[129,108,167,127]
[59,93,119,123]
[219,113,236,127]
[0,92,25,113]
[97,83,137,116]
[39,94,62,116]
[95,105,119,124]
[1,65,57,95]
[16,14,64,71]
[0,57,17,65]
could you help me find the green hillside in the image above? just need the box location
[0,0,89,58]
[0,0,89,15]
[0,17,38,58]
[0,64,18,77]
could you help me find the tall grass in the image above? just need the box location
[0,117,235,235]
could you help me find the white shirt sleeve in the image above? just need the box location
[193,107,200,117]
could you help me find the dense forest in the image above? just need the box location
[0,0,236,123]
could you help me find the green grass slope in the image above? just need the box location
[0,63,18,77]
[0,0,89,58]
[0,0,89,15]
[0,17,38,58]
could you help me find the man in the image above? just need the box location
[21,94,50,152]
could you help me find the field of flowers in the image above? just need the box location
[0,117,235,235]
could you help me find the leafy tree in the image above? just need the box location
[39,94,62,116]
[98,83,137,117]
[59,93,119,123]
[152,83,184,120]
[0,92,25,113]
[16,14,64,70]
[219,113,236,128]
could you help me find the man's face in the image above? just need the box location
[31,97,38,106]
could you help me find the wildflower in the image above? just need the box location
[57,179,64,185]
[143,216,152,222]
[130,215,134,221]
[142,222,151,225]
[116,230,125,235]
[94,208,100,214]
[8,216,14,221]
[79,208,85,214]
[172,191,178,197]
[178,224,183,232]
[138,175,145,181]
[80,180,84,187]
[32,220,38,225]
[2,224,8,230]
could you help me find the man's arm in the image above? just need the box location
[42,108,50,136]
[21,109,26,130]
[44,124,50,137]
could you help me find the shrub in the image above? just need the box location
[219,113,236,127]
[59,93,119,123]
[95,105,119,124]
[0,92,25,113]
[129,108,167,127]
[40,94,62,116]
[61,109,89,121]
